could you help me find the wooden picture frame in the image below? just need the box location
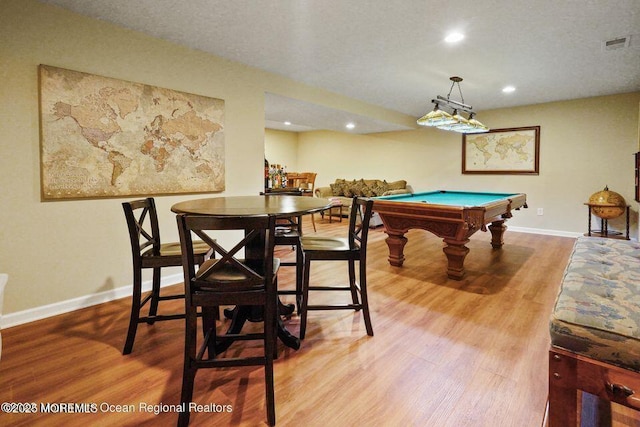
[462,126,540,175]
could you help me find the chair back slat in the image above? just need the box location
[177,214,277,296]
[348,197,375,253]
[122,198,162,259]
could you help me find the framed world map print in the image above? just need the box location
[462,126,540,175]
[38,65,225,200]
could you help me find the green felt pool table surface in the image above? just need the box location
[376,190,521,207]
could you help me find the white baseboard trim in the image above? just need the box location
[509,226,583,238]
[1,273,184,329]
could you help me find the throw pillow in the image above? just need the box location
[386,180,407,191]
[370,180,390,196]
[351,179,370,197]
[342,179,358,197]
[330,182,345,196]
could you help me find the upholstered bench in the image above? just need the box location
[548,236,640,426]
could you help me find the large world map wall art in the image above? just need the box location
[38,65,225,200]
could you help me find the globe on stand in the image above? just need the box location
[588,186,626,220]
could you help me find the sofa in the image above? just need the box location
[315,178,413,220]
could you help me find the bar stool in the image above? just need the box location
[176,213,279,426]
[299,197,375,339]
[121,197,212,355]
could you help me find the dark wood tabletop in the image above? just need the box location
[171,195,331,217]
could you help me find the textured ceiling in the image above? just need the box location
[40,0,640,133]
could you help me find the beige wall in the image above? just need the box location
[265,129,299,171]
[0,0,410,319]
[2,1,639,322]
[295,92,640,235]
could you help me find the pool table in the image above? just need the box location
[372,190,527,280]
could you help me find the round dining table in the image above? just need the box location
[171,195,331,218]
[171,195,332,351]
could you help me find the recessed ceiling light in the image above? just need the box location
[345,122,356,129]
[445,32,464,43]
[502,86,516,93]
[284,121,291,126]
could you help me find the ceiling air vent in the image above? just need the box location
[602,35,631,51]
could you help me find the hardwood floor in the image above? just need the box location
[0,217,633,426]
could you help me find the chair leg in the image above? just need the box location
[178,312,198,427]
[264,294,277,426]
[178,364,196,427]
[348,259,360,308]
[359,261,374,336]
[295,243,303,314]
[299,257,312,340]
[147,267,161,323]
[265,357,276,426]
[123,269,142,355]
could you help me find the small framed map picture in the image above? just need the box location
[38,65,225,200]
[462,126,540,175]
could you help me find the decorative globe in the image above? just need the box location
[588,186,626,220]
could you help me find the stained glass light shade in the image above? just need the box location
[417,107,456,127]
[463,117,489,133]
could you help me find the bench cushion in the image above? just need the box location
[550,236,640,372]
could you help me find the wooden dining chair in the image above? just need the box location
[176,213,279,427]
[299,172,317,193]
[287,172,318,231]
[121,197,212,355]
[261,191,305,314]
[299,197,375,339]
[300,172,318,231]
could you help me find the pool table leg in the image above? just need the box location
[384,232,407,267]
[488,220,507,249]
[442,238,470,280]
